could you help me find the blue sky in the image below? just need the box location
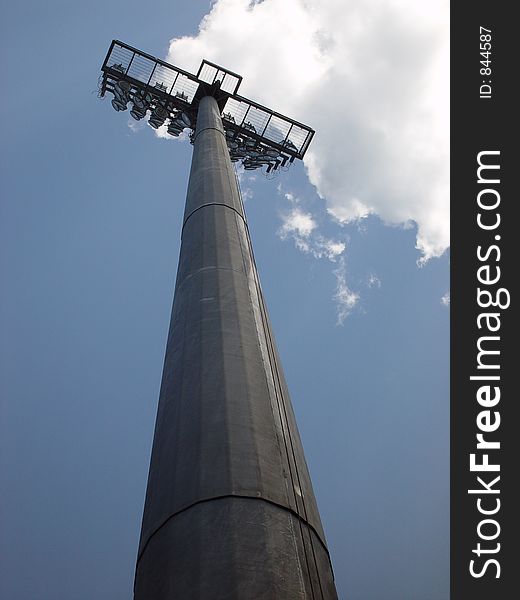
[0,1,449,599]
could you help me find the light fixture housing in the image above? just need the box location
[100,40,314,171]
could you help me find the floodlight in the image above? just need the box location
[111,98,127,111]
[170,115,186,129]
[112,87,129,100]
[167,119,184,132]
[130,107,146,120]
[114,80,131,93]
[148,106,168,129]
[167,124,183,137]
[168,117,184,128]
[180,112,191,127]
[132,96,147,110]
[151,106,167,118]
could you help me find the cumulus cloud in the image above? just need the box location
[166,0,449,261]
[441,292,450,306]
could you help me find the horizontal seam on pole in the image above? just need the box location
[135,493,331,570]
[193,125,225,142]
[182,202,245,234]
[175,264,245,290]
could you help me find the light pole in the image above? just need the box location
[100,40,338,599]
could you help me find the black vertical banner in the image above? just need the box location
[451,3,517,599]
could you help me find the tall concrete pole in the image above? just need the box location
[134,95,338,599]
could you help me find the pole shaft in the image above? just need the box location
[134,96,338,599]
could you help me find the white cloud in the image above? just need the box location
[334,257,360,324]
[155,122,171,139]
[235,164,255,201]
[277,195,357,323]
[127,117,146,133]
[314,237,346,261]
[367,273,381,288]
[241,187,254,201]
[278,207,347,263]
[166,0,449,261]
[279,208,317,239]
[441,292,450,306]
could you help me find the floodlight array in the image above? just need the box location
[104,76,193,137]
[100,40,314,172]
[224,126,294,173]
